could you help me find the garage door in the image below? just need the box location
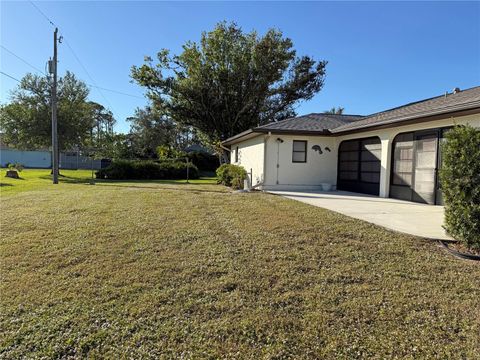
[390,129,444,205]
[337,137,381,195]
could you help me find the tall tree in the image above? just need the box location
[131,22,327,142]
[96,132,135,160]
[88,101,116,149]
[0,72,99,151]
[324,106,345,115]
[126,106,196,158]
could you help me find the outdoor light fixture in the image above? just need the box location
[312,145,323,154]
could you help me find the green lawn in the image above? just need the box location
[0,168,216,195]
[1,173,479,358]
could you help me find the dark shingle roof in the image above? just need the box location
[255,113,364,133]
[222,86,480,145]
[332,86,480,133]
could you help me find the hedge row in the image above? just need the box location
[96,160,198,180]
[187,151,219,172]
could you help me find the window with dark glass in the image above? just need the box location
[235,146,239,162]
[292,140,307,163]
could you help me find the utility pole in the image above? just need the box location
[50,28,59,184]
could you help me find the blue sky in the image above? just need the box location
[1,1,479,133]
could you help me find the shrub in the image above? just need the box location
[96,160,198,180]
[439,125,480,250]
[187,151,219,172]
[156,145,186,161]
[159,160,199,179]
[216,164,247,189]
[7,162,24,172]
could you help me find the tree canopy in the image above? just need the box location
[126,106,198,159]
[131,22,327,142]
[0,72,114,151]
[324,106,345,115]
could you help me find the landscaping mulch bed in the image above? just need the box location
[440,240,480,261]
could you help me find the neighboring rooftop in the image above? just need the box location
[332,86,480,133]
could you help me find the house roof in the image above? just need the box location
[222,114,363,145]
[222,86,480,145]
[331,86,480,133]
[255,113,364,133]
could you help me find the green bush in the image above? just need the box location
[216,164,247,189]
[96,160,198,180]
[7,162,24,172]
[440,125,480,250]
[187,151,219,172]
[156,145,186,161]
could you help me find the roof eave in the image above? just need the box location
[254,128,332,136]
[222,129,259,146]
[332,105,480,135]
[222,128,332,146]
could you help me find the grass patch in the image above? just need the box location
[0,168,216,195]
[1,181,479,358]
[0,169,93,195]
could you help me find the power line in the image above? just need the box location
[28,1,118,112]
[87,85,144,99]
[1,45,143,98]
[29,0,56,27]
[62,39,115,111]
[1,45,46,75]
[0,71,21,83]
[2,46,143,100]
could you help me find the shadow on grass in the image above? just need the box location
[94,182,228,194]
[0,183,14,187]
[2,176,25,180]
[94,178,217,185]
[38,174,92,184]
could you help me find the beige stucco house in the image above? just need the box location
[223,86,480,205]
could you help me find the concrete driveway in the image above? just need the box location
[268,190,452,240]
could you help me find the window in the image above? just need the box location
[235,146,239,163]
[292,140,307,163]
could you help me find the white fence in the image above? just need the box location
[1,149,109,170]
[0,149,51,168]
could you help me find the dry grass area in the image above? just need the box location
[1,180,480,358]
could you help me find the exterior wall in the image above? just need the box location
[334,113,480,197]
[263,134,337,191]
[231,135,265,187]
[228,112,480,194]
[0,149,51,168]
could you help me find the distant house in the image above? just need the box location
[184,144,213,154]
[223,86,480,205]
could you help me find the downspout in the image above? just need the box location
[276,138,280,185]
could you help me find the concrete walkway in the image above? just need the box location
[268,190,452,240]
